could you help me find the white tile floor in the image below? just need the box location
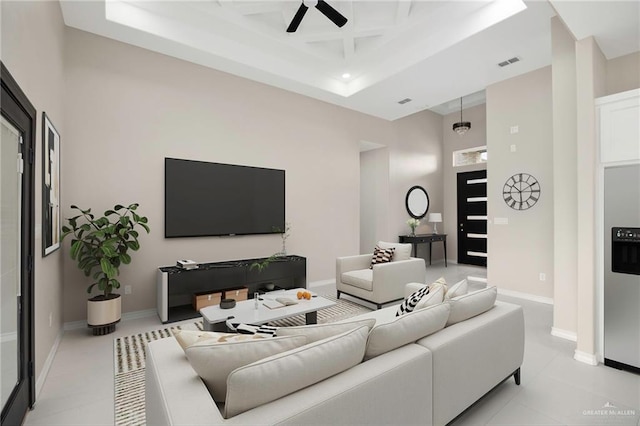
[24,262,640,425]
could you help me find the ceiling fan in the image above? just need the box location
[286,0,348,33]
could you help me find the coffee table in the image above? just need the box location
[199,288,336,332]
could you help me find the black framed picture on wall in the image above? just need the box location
[42,112,60,256]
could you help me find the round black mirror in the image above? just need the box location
[405,186,429,219]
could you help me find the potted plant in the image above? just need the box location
[61,203,150,335]
[407,218,420,236]
[272,222,291,256]
[250,254,279,291]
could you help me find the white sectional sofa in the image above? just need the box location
[146,285,524,426]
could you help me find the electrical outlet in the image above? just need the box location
[510,125,519,134]
[125,285,132,295]
[539,273,546,282]
[510,144,517,152]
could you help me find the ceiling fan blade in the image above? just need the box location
[286,3,309,33]
[315,0,347,28]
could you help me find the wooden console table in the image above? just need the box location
[399,234,447,267]
[157,255,306,323]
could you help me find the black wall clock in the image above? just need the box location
[503,173,540,210]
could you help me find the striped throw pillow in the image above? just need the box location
[396,285,430,316]
[370,246,395,269]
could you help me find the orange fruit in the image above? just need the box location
[304,292,311,300]
[297,291,304,300]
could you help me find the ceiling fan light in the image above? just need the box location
[453,121,471,135]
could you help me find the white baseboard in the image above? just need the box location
[467,276,488,283]
[36,330,62,398]
[496,288,554,305]
[308,279,334,288]
[63,320,86,331]
[551,327,578,342]
[63,308,157,331]
[122,308,156,321]
[574,350,598,366]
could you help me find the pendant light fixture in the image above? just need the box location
[452,97,471,135]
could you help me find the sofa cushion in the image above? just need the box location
[174,330,266,350]
[396,285,430,316]
[275,318,376,343]
[364,303,450,360]
[415,284,445,310]
[370,246,395,268]
[445,278,468,299]
[405,277,447,298]
[446,286,498,326]
[430,276,447,288]
[377,241,412,261]
[404,282,427,298]
[184,335,307,402]
[341,269,373,290]
[224,326,369,418]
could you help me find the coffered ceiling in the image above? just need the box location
[60,1,639,120]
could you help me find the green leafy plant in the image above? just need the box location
[250,253,278,273]
[61,203,150,297]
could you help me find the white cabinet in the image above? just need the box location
[596,88,640,164]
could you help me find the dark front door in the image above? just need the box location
[457,170,487,266]
[1,63,36,426]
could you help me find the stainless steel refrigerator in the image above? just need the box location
[604,164,640,373]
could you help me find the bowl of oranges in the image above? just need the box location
[296,290,312,300]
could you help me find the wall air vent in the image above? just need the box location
[397,98,412,105]
[498,57,521,67]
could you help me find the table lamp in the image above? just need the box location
[428,213,442,234]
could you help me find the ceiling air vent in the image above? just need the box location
[498,57,521,67]
[398,98,412,105]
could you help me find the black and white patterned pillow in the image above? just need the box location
[370,246,395,269]
[225,317,278,336]
[396,286,431,316]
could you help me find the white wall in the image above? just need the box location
[0,0,66,387]
[388,111,444,258]
[606,52,640,95]
[551,16,578,338]
[442,103,487,263]
[62,28,443,322]
[360,147,389,253]
[486,67,554,299]
[575,36,607,360]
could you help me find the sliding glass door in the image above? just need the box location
[1,63,35,426]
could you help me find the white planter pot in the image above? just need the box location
[87,294,121,334]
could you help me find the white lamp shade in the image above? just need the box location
[428,213,442,223]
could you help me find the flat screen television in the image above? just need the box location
[165,158,285,238]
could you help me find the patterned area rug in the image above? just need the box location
[113,294,372,425]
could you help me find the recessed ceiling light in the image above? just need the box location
[342,73,351,79]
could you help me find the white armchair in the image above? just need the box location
[336,242,427,309]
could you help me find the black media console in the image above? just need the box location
[156,255,307,323]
